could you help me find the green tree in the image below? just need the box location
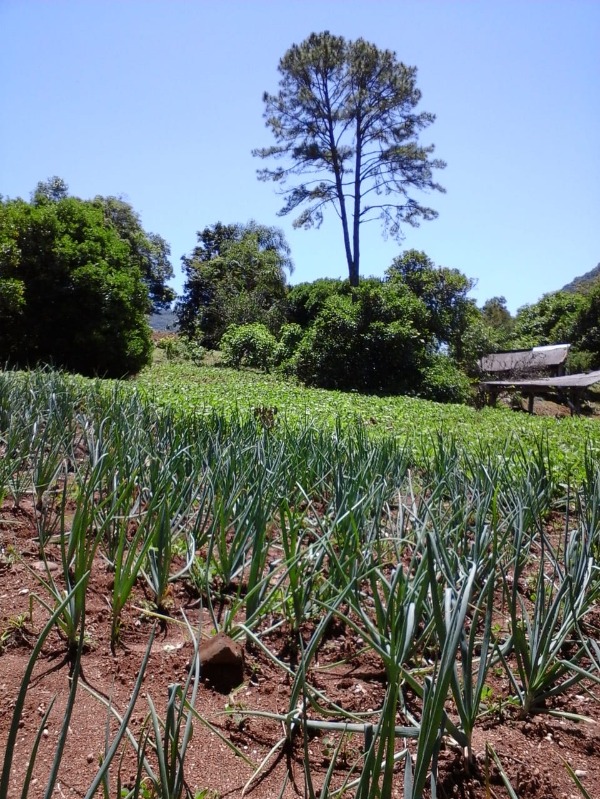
[92,196,175,310]
[176,221,293,347]
[254,31,445,286]
[0,193,152,376]
[385,250,475,360]
[32,176,70,203]
[30,180,175,311]
[286,278,350,327]
[512,291,587,349]
[481,296,514,341]
[294,279,432,393]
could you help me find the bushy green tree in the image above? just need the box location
[221,323,278,370]
[31,179,174,311]
[512,291,588,349]
[92,196,175,310]
[481,296,514,339]
[287,278,350,327]
[254,31,445,286]
[385,250,475,360]
[0,191,152,376]
[419,353,472,404]
[176,221,292,347]
[294,279,432,393]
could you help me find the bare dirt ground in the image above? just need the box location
[1,499,599,799]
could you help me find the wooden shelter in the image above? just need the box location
[480,370,600,415]
[479,344,570,378]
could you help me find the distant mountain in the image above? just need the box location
[149,310,178,332]
[561,262,600,294]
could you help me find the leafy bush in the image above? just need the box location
[566,349,598,373]
[418,354,472,404]
[220,323,278,371]
[273,323,304,376]
[156,336,206,365]
[294,282,430,393]
[0,189,154,376]
[286,279,349,327]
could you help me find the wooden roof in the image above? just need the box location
[480,370,600,391]
[479,344,570,373]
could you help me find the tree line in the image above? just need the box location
[1,176,597,399]
[1,30,597,395]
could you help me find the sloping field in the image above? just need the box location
[137,361,600,484]
[1,367,598,799]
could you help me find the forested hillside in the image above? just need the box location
[561,262,600,294]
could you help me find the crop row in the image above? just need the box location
[0,369,598,798]
[138,361,600,485]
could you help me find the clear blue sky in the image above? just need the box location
[1,0,598,313]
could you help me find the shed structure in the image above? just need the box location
[480,370,600,415]
[479,344,570,378]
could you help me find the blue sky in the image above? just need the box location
[1,0,598,313]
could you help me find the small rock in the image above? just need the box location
[199,633,243,692]
[31,560,58,572]
[87,753,94,764]
[574,770,587,778]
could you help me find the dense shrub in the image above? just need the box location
[417,354,472,404]
[0,193,152,376]
[273,323,304,376]
[156,336,206,365]
[294,282,431,393]
[286,279,349,327]
[566,349,598,374]
[220,323,278,370]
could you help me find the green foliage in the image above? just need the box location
[221,323,278,370]
[176,221,292,347]
[294,280,431,393]
[273,323,304,374]
[0,278,26,359]
[286,279,349,327]
[156,336,206,366]
[281,256,476,399]
[254,31,445,285]
[570,284,600,368]
[385,249,475,359]
[29,179,175,312]
[418,354,472,404]
[512,291,586,349]
[32,175,69,203]
[0,191,153,376]
[456,296,517,373]
[92,195,175,311]
[481,296,514,341]
[567,349,597,373]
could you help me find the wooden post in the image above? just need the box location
[528,394,534,414]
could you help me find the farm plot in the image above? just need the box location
[0,369,599,799]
